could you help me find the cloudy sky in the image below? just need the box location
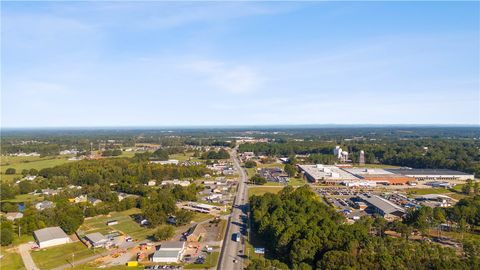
[1,1,479,127]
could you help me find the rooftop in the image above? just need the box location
[358,195,405,215]
[34,227,69,242]
[386,168,473,176]
[85,232,107,243]
[160,241,185,250]
[299,164,359,181]
[153,250,181,258]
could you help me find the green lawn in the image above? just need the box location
[248,186,284,197]
[31,242,97,270]
[406,188,451,196]
[288,177,306,186]
[0,247,25,270]
[184,252,220,269]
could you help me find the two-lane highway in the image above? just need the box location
[217,148,249,270]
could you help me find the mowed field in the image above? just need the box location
[248,186,285,197]
[80,208,155,240]
[31,241,97,270]
[0,155,75,183]
[0,247,26,270]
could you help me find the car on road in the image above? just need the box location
[233,232,241,242]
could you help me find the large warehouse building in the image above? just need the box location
[33,227,71,248]
[298,164,359,184]
[386,169,474,181]
[343,168,414,185]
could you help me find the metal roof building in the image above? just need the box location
[358,195,405,220]
[386,169,474,181]
[33,227,71,248]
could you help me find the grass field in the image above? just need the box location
[169,152,203,163]
[0,155,75,183]
[31,242,97,270]
[80,208,156,240]
[2,193,44,203]
[288,177,306,186]
[0,247,25,270]
[248,186,284,197]
[406,188,451,196]
[184,251,220,269]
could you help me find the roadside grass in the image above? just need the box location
[248,186,284,197]
[31,242,96,270]
[0,247,25,270]
[0,156,74,175]
[215,219,227,241]
[184,251,219,269]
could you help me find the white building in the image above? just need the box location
[161,180,190,187]
[5,212,23,221]
[152,241,185,263]
[33,227,71,248]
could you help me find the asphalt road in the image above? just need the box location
[217,148,249,270]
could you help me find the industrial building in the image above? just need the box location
[386,169,474,181]
[298,164,359,184]
[343,168,414,185]
[33,227,71,248]
[358,195,405,221]
[152,241,185,263]
[84,232,109,248]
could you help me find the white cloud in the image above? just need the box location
[186,60,263,94]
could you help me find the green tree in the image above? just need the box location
[244,160,257,168]
[0,222,14,246]
[284,164,297,177]
[250,174,267,185]
[153,225,175,241]
[5,168,16,175]
[175,209,194,226]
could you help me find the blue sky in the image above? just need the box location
[1,1,479,127]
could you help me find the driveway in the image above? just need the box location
[18,243,39,270]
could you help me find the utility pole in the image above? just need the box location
[18,225,21,238]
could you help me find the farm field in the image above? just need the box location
[31,242,97,270]
[0,247,26,270]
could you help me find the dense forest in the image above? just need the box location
[239,139,480,177]
[249,186,480,270]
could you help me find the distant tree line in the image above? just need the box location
[239,139,480,177]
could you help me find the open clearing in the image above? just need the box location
[1,247,26,270]
[31,241,96,270]
[0,155,75,183]
[248,186,284,197]
[80,208,155,240]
